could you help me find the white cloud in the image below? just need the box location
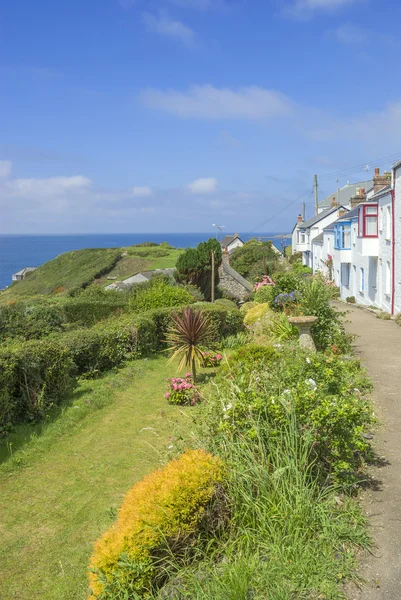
[141,85,292,120]
[142,12,194,43]
[131,186,153,197]
[0,160,12,179]
[187,177,218,194]
[6,175,91,198]
[283,0,359,18]
[330,23,367,44]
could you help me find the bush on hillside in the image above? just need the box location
[214,299,238,310]
[0,339,74,427]
[243,303,271,326]
[230,239,281,281]
[193,303,244,340]
[88,449,225,599]
[175,238,222,301]
[0,302,65,341]
[129,277,195,312]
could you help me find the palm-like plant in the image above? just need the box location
[166,306,213,382]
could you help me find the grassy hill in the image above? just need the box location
[0,245,184,303]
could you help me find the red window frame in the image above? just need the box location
[358,204,378,238]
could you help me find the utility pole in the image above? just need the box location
[211,250,215,303]
[314,174,319,215]
[302,202,306,221]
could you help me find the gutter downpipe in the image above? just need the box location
[391,185,395,315]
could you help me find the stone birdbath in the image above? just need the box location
[288,316,318,352]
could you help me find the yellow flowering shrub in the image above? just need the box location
[244,302,271,326]
[88,449,224,599]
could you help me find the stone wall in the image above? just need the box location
[218,268,250,301]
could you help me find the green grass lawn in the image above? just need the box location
[0,356,197,600]
[103,247,183,282]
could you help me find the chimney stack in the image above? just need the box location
[350,188,367,209]
[222,249,230,265]
[297,214,303,223]
[373,167,391,193]
[338,208,348,218]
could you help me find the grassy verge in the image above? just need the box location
[0,356,197,600]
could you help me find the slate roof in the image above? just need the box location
[318,180,373,210]
[370,184,391,200]
[312,233,324,244]
[298,205,346,230]
[222,262,253,291]
[221,234,243,247]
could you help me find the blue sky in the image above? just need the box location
[1,0,401,234]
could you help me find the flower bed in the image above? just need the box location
[202,351,223,368]
[165,374,200,405]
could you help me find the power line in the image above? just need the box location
[318,151,401,182]
[243,188,314,237]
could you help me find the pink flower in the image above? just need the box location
[186,373,191,378]
[164,392,171,398]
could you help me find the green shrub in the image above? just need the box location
[254,285,276,304]
[214,299,238,310]
[298,280,351,352]
[220,331,251,349]
[0,302,65,341]
[181,284,205,302]
[230,239,280,280]
[129,279,195,312]
[346,296,356,304]
[88,449,225,599]
[63,300,127,327]
[175,238,222,301]
[0,339,74,427]
[193,303,244,340]
[203,345,373,483]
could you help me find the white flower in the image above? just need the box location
[223,403,233,412]
[306,357,311,364]
[305,378,317,390]
[273,343,282,348]
[168,445,174,450]
[271,399,275,404]
[283,389,291,394]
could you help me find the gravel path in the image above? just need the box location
[338,303,401,599]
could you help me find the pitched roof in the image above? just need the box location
[370,184,391,200]
[298,205,346,230]
[222,262,253,291]
[312,233,324,244]
[318,180,373,210]
[221,234,243,247]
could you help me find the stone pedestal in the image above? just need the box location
[288,316,318,352]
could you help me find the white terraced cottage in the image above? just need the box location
[308,164,401,314]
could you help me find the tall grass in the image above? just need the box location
[152,414,369,600]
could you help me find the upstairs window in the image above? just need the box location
[358,204,378,238]
[298,230,306,244]
[334,224,351,249]
[386,205,392,240]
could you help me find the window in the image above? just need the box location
[352,224,357,246]
[379,206,384,232]
[342,264,350,287]
[334,223,351,249]
[360,268,365,293]
[298,230,305,244]
[386,261,391,295]
[386,205,392,240]
[358,204,378,237]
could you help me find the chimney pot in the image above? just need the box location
[297,215,303,223]
[356,188,361,195]
[375,167,380,176]
[361,188,365,195]
[331,197,337,207]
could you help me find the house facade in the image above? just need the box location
[221,233,244,254]
[292,204,348,269]
[310,164,401,315]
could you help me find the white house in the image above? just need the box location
[292,204,348,269]
[221,233,244,254]
[312,165,401,314]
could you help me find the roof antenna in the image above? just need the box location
[364,164,370,173]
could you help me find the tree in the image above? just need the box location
[230,239,280,281]
[175,238,222,301]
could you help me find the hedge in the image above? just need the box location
[0,339,74,428]
[88,449,224,599]
[0,304,244,427]
[63,300,128,327]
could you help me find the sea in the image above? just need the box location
[0,233,289,290]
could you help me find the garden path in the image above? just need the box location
[337,303,401,599]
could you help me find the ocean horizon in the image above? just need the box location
[0,232,290,289]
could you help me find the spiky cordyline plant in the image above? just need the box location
[167,306,213,382]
